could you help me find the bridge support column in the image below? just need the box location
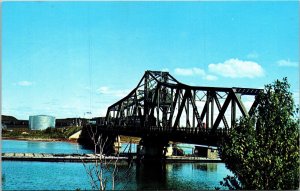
[113,135,122,154]
[78,125,121,155]
[138,136,169,161]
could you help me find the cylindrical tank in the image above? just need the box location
[29,115,56,130]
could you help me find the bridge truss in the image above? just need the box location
[94,71,262,145]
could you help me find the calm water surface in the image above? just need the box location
[1,140,232,190]
[2,139,92,154]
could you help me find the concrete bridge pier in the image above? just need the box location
[78,125,121,155]
[137,136,169,161]
[95,134,121,155]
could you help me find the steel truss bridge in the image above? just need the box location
[87,70,262,146]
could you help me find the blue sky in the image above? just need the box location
[2,1,299,120]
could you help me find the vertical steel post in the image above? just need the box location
[161,72,168,128]
[192,90,195,128]
[170,88,174,129]
[144,72,149,123]
[206,91,210,130]
[177,90,181,128]
[231,94,237,128]
[186,90,189,128]
[157,87,160,127]
[126,101,129,117]
[211,92,214,130]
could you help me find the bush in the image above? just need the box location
[219,78,299,190]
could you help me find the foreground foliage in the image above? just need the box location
[219,78,299,190]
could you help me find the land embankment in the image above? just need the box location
[2,126,82,142]
[2,126,140,144]
[119,135,141,144]
[2,137,69,142]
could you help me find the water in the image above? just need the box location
[121,142,137,153]
[121,143,203,155]
[2,139,93,154]
[1,140,232,190]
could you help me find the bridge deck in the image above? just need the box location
[92,125,227,146]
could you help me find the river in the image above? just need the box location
[1,140,232,190]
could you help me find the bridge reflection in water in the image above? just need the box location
[135,162,223,190]
[193,163,218,172]
[79,70,262,159]
[136,162,167,190]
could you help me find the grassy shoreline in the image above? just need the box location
[2,137,72,142]
[2,126,81,142]
[2,135,140,144]
[2,126,141,144]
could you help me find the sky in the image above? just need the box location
[2,1,299,120]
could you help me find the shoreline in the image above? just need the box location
[1,136,137,144]
[2,137,76,143]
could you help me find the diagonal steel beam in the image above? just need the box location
[248,96,260,116]
[149,83,160,117]
[232,92,249,117]
[189,93,202,128]
[173,90,190,130]
[213,92,230,130]
[212,91,233,131]
[198,99,208,127]
[168,89,180,126]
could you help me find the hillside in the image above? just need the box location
[1,115,18,121]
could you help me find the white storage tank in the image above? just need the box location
[29,115,56,130]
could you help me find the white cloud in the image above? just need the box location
[204,75,218,81]
[277,59,298,67]
[208,58,264,78]
[193,68,206,76]
[15,81,34,86]
[174,67,218,81]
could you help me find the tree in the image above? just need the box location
[219,78,299,190]
[81,125,133,190]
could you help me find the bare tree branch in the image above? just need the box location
[81,124,133,190]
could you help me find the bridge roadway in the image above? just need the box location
[87,124,227,147]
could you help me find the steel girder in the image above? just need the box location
[105,70,262,133]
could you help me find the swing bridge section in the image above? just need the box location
[88,70,262,147]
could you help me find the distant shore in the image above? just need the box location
[2,137,74,143]
[2,135,140,144]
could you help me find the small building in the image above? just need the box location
[194,145,219,159]
[29,115,55,130]
[90,117,106,125]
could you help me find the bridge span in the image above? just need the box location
[79,70,262,158]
